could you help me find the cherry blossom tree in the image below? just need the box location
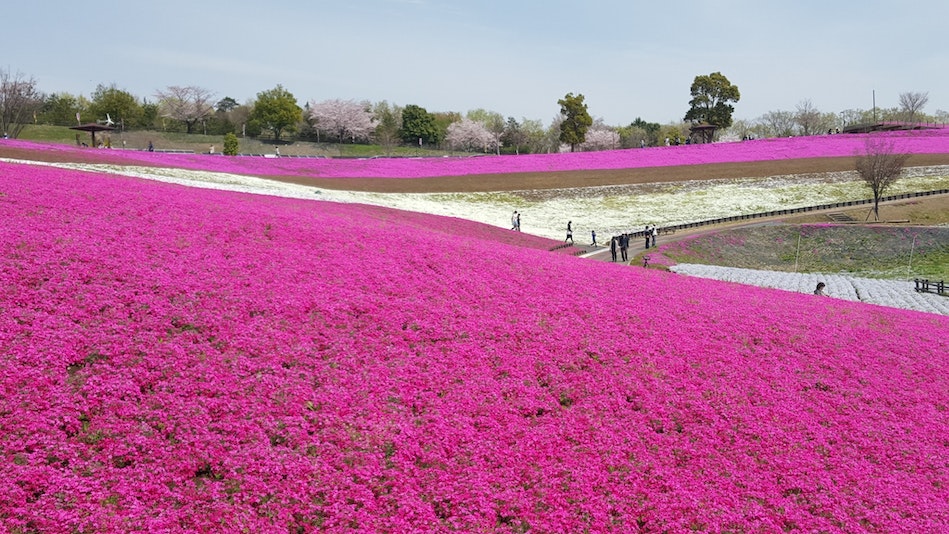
[579,123,619,151]
[308,99,374,143]
[155,86,215,134]
[466,109,505,155]
[445,117,494,153]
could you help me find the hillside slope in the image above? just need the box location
[2,162,947,532]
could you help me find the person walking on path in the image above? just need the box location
[651,226,658,248]
[565,221,573,244]
[610,237,617,262]
[591,230,597,247]
[511,211,518,231]
[644,225,651,249]
[516,212,521,232]
[620,233,629,262]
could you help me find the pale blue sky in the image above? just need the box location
[9,1,947,126]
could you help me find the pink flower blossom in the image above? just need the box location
[0,147,947,532]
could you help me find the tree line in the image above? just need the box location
[1,68,942,154]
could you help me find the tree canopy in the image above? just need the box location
[558,92,592,152]
[216,96,240,113]
[371,101,402,155]
[87,84,143,128]
[446,117,494,152]
[684,72,740,131]
[155,85,215,134]
[39,92,84,127]
[400,104,438,145]
[249,85,301,142]
[308,99,374,143]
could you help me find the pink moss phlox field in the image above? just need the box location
[2,161,948,533]
[3,127,949,179]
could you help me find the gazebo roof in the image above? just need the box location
[69,123,116,133]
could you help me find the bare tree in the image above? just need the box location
[794,99,821,136]
[838,108,870,128]
[758,110,795,137]
[936,109,949,126]
[898,91,929,124]
[0,69,43,138]
[155,86,215,134]
[855,136,911,221]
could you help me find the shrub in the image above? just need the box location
[223,132,239,156]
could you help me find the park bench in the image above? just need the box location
[914,279,946,295]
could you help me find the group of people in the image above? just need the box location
[609,234,631,262]
[643,225,658,248]
[511,211,521,231]
[563,221,661,255]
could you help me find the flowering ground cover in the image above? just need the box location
[2,161,948,532]
[6,156,949,246]
[3,127,949,179]
[669,264,949,315]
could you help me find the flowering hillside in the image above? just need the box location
[2,161,947,532]
[3,127,949,179]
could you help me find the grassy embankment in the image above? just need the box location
[16,124,452,157]
[657,196,949,280]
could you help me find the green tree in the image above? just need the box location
[216,96,239,113]
[222,132,240,155]
[431,111,458,148]
[558,92,592,152]
[629,117,660,146]
[249,85,301,142]
[684,72,740,141]
[140,99,159,130]
[88,84,143,128]
[502,117,527,155]
[516,118,546,154]
[372,101,402,155]
[400,104,438,145]
[39,92,83,126]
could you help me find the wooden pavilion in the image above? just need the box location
[70,123,115,147]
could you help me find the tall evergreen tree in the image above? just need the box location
[557,92,592,152]
[684,72,740,134]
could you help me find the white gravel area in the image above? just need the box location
[670,263,949,316]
